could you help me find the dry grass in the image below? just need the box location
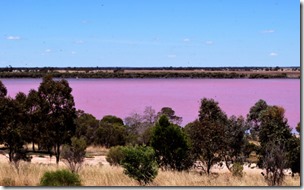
[85,146,109,156]
[0,161,300,187]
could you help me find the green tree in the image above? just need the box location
[95,115,127,148]
[37,75,77,164]
[106,146,125,166]
[0,93,30,163]
[247,99,268,140]
[61,137,87,173]
[150,115,193,171]
[0,80,7,98]
[262,141,289,186]
[75,110,99,145]
[258,106,292,149]
[287,135,300,176]
[121,146,158,185]
[100,115,124,125]
[25,89,41,151]
[223,115,248,171]
[157,107,182,125]
[257,105,292,184]
[295,122,300,134]
[185,98,228,175]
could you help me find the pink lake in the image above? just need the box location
[1,78,300,130]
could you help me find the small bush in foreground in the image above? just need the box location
[39,169,81,186]
[106,145,125,166]
[121,146,158,185]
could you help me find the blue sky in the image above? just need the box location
[0,0,300,68]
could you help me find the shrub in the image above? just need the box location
[61,137,87,173]
[151,115,193,171]
[39,169,81,186]
[106,146,125,166]
[231,162,244,177]
[121,146,158,185]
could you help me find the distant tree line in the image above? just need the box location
[0,71,295,79]
[0,76,300,186]
[0,66,300,72]
[0,66,300,79]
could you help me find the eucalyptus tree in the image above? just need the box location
[247,99,268,140]
[258,106,292,185]
[185,98,228,175]
[0,92,29,162]
[223,115,248,171]
[95,115,127,148]
[157,107,182,125]
[151,115,193,171]
[37,75,77,164]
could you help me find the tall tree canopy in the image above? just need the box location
[95,115,127,148]
[37,75,77,164]
[151,115,193,171]
[185,98,228,175]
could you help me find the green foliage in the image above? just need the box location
[95,116,127,148]
[223,116,248,171]
[106,146,125,166]
[0,68,296,79]
[121,146,158,185]
[40,169,81,186]
[0,80,7,97]
[258,106,292,148]
[295,122,300,134]
[100,115,124,125]
[185,98,227,175]
[0,94,29,163]
[198,98,228,126]
[257,106,292,173]
[231,162,244,177]
[38,75,77,164]
[75,110,99,145]
[262,141,288,186]
[243,142,259,158]
[157,107,182,125]
[247,99,268,139]
[151,115,193,171]
[61,137,87,173]
[287,136,300,175]
[25,89,41,151]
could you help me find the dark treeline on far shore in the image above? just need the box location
[0,66,300,79]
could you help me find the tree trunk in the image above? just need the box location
[9,148,13,162]
[224,156,232,172]
[56,144,60,164]
[207,159,211,175]
[32,142,35,152]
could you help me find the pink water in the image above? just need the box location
[1,78,300,130]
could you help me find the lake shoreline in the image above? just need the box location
[0,67,300,79]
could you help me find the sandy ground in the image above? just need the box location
[0,154,268,175]
[0,154,108,167]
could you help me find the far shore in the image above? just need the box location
[0,66,300,79]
